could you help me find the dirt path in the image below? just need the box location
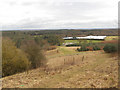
[2,51,118,88]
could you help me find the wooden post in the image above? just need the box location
[82,56,84,61]
[57,50,59,53]
[64,59,65,65]
[73,57,75,65]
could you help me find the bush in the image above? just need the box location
[93,45,101,51]
[34,37,51,51]
[103,44,117,53]
[47,46,56,50]
[66,44,80,47]
[2,38,30,77]
[42,35,64,46]
[21,40,46,69]
[77,45,89,52]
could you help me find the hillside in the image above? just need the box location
[2,48,118,88]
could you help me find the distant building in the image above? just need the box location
[63,37,73,40]
[63,42,74,46]
[63,36,107,40]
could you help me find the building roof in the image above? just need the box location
[63,36,107,40]
[63,37,73,39]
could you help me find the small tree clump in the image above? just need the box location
[21,40,47,69]
[93,45,101,51]
[42,35,64,46]
[77,45,89,52]
[103,44,117,53]
[2,38,30,77]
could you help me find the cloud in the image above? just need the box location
[0,0,119,30]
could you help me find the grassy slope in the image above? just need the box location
[45,46,78,59]
[2,47,118,88]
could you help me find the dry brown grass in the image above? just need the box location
[2,51,118,88]
[46,53,86,71]
[64,47,80,50]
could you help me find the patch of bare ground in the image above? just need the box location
[2,51,118,88]
[63,47,80,50]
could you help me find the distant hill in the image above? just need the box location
[2,29,118,38]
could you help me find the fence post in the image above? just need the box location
[82,56,84,61]
[73,57,75,65]
[64,59,65,65]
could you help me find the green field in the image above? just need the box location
[65,40,103,44]
[64,36,118,44]
[105,36,118,41]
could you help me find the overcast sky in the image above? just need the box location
[0,0,119,30]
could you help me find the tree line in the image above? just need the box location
[2,29,118,38]
[2,34,64,77]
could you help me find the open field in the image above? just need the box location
[64,39,103,44]
[64,36,118,44]
[2,48,118,88]
[45,46,81,59]
[105,36,118,41]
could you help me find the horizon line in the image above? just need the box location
[1,27,118,31]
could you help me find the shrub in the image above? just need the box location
[86,46,93,51]
[47,46,56,50]
[42,35,64,46]
[66,44,80,47]
[34,37,51,51]
[103,44,117,53]
[81,46,89,51]
[77,45,89,52]
[93,45,101,51]
[21,40,46,69]
[2,38,30,77]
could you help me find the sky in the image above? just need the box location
[0,0,119,30]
